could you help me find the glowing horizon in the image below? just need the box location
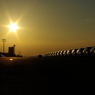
[0,0,95,56]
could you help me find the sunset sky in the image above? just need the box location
[0,0,95,56]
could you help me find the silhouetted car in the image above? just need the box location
[90,46,95,57]
[83,47,92,57]
[49,52,53,57]
[71,49,78,57]
[0,54,6,57]
[60,51,64,57]
[63,50,67,57]
[46,53,49,57]
[76,48,84,57]
[0,52,6,57]
[49,53,52,57]
[38,55,43,58]
[45,53,49,57]
[44,54,47,57]
[66,50,72,57]
[51,52,54,57]
[56,51,60,57]
[52,52,56,57]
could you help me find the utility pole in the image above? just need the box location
[2,39,6,53]
[19,51,20,55]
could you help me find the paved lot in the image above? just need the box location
[0,57,95,94]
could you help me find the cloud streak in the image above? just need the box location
[85,19,92,21]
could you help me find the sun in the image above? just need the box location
[8,23,18,32]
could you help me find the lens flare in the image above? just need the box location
[8,23,19,32]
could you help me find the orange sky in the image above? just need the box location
[0,0,95,56]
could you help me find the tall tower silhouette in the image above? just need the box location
[2,39,6,53]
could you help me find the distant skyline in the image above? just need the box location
[0,0,95,56]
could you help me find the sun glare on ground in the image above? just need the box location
[10,59,13,61]
[8,23,18,32]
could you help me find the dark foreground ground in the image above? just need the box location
[0,57,95,95]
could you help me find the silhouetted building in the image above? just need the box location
[0,45,16,57]
[8,45,15,55]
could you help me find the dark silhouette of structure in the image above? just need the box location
[8,45,15,55]
[16,51,22,57]
[2,39,6,53]
[0,45,16,57]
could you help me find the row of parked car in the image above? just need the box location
[44,46,95,58]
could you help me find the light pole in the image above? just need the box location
[2,39,6,53]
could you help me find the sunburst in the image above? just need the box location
[8,23,19,32]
